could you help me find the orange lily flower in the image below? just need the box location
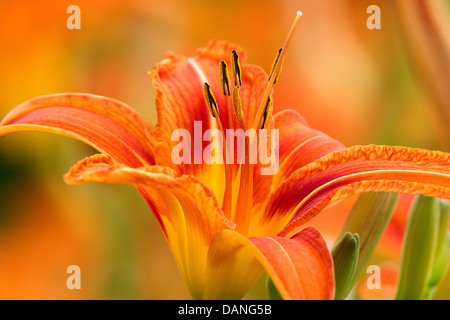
[2,15,450,299]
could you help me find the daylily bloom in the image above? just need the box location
[1,14,450,299]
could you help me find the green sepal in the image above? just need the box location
[332,232,360,300]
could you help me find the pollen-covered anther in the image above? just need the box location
[262,96,273,129]
[231,50,242,87]
[269,48,284,85]
[220,61,231,96]
[203,82,219,117]
[232,85,244,122]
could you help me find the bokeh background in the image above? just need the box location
[0,0,449,299]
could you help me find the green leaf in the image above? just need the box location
[428,200,450,288]
[431,234,450,300]
[266,274,283,300]
[332,232,360,300]
[429,233,450,293]
[335,192,399,287]
[395,195,440,300]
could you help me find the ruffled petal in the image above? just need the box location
[263,145,450,237]
[64,154,234,299]
[0,93,154,167]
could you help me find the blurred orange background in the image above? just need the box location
[0,0,448,299]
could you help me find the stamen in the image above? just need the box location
[252,10,302,130]
[268,48,282,82]
[203,82,219,117]
[232,85,244,122]
[231,50,242,86]
[261,96,273,129]
[273,56,284,85]
[220,61,231,96]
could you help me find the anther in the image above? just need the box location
[268,48,284,85]
[219,61,231,96]
[231,50,242,86]
[232,85,244,122]
[268,48,281,80]
[203,82,219,117]
[261,96,273,129]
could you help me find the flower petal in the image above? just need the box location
[203,229,265,299]
[149,41,243,167]
[204,227,334,300]
[264,145,450,237]
[0,93,154,167]
[63,154,233,299]
[249,227,334,300]
[248,109,345,235]
[273,109,346,186]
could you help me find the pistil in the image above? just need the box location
[252,11,302,130]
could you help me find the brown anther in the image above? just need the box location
[203,82,219,117]
[268,48,284,85]
[261,96,273,129]
[231,50,242,87]
[220,61,231,96]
